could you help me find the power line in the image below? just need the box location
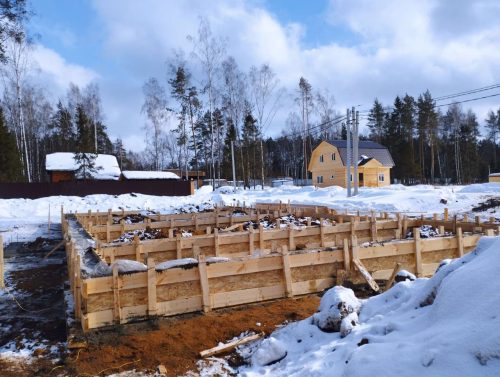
[434,92,500,108]
[434,83,500,101]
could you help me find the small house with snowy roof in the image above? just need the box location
[45,152,121,182]
[308,140,394,188]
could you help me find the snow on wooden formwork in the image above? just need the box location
[60,204,500,332]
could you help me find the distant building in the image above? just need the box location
[489,173,500,183]
[308,140,395,188]
[122,171,180,180]
[45,152,121,182]
[165,169,206,188]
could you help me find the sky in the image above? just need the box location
[26,0,500,151]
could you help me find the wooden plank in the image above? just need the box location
[259,224,264,250]
[214,228,220,256]
[292,278,335,295]
[385,262,402,290]
[200,333,264,358]
[352,258,380,292]
[343,238,350,271]
[198,255,211,312]
[319,218,325,247]
[207,256,282,278]
[156,296,202,316]
[176,234,182,259]
[456,227,464,257]
[211,284,284,309]
[281,246,293,297]
[112,264,122,324]
[147,258,157,315]
[414,228,423,277]
[249,227,255,255]
[289,249,343,268]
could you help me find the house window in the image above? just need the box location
[319,155,324,163]
[331,174,335,179]
[317,175,323,184]
[331,153,335,161]
[378,173,384,182]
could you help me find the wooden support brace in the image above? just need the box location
[200,332,263,358]
[386,262,402,290]
[281,245,293,297]
[414,227,423,278]
[319,218,325,247]
[288,225,295,251]
[248,227,255,255]
[352,258,380,292]
[198,254,211,312]
[176,234,182,259]
[147,258,158,316]
[456,227,464,257]
[112,264,122,324]
[214,228,220,256]
[259,224,264,251]
[343,238,350,272]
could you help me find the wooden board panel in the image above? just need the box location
[209,270,283,294]
[292,278,335,295]
[210,284,285,309]
[207,256,282,278]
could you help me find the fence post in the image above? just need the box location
[198,254,211,312]
[147,258,157,316]
[456,227,464,257]
[288,225,295,251]
[320,218,325,247]
[281,245,293,297]
[414,228,422,277]
[176,233,182,259]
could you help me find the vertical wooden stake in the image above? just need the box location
[259,224,264,251]
[214,228,220,256]
[106,222,110,243]
[75,254,82,320]
[248,227,255,255]
[319,218,325,247]
[444,208,449,222]
[194,214,199,231]
[198,254,211,312]
[350,235,359,261]
[343,238,350,272]
[288,225,295,251]
[120,219,125,234]
[463,214,468,223]
[456,227,464,257]
[0,235,4,289]
[439,225,445,235]
[402,216,408,238]
[112,264,122,324]
[134,235,142,262]
[206,226,211,235]
[281,245,293,297]
[414,228,422,277]
[147,258,157,316]
[370,215,377,242]
[176,234,182,259]
[397,213,402,239]
[168,229,174,238]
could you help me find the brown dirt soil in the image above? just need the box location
[67,296,321,376]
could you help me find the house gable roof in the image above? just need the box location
[45,152,121,180]
[325,140,395,167]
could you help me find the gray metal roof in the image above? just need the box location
[326,140,395,167]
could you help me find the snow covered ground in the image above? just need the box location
[0,183,498,246]
[234,235,500,377]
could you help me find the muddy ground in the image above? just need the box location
[0,234,322,376]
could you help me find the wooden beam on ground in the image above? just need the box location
[43,239,65,259]
[352,257,379,292]
[200,332,264,358]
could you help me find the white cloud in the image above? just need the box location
[81,0,500,148]
[31,44,98,96]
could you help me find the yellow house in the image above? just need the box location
[308,140,394,188]
[489,173,500,183]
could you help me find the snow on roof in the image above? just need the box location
[45,152,121,179]
[489,172,500,177]
[122,171,180,180]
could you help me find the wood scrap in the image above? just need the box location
[353,258,380,292]
[200,332,264,358]
[385,262,402,291]
[43,240,65,259]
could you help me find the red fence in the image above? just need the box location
[0,180,194,199]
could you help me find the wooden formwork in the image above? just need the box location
[63,204,499,331]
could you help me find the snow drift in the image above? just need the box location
[240,236,500,377]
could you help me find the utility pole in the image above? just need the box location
[231,140,237,192]
[353,108,359,196]
[346,108,352,197]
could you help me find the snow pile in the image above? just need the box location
[251,337,287,366]
[111,260,147,274]
[239,236,500,377]
[155,258,198,271]
[312,286,361,336]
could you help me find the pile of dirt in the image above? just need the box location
[113,214,150,225]
[243,215,335,231]
[112,227,165,243]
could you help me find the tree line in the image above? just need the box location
[0,6,498,185]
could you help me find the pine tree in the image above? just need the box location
[0,107,23,182]
[75,105,94,152]
[367,99,385,143]
[241,107,260,188]
[485,109,499,171]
